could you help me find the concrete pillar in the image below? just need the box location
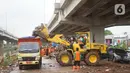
[12,40,18,45]
[90,26,104,44]
[6,41,11,45]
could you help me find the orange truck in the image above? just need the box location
[17,36,43,69]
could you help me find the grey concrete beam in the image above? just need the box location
[53,24,66,33]
[59,25,73,33]
[60,0,71,9]
[82,0,111,17]
[49,16,91,33]
[49,20,61,33]
[103,17,130,27]
[48,14,58,29]
[71,16,92,25]
[63,26,78,33]
[64,0,88,18]
[73,0,101,16]
[61,18,91,26]
[91,16,101,26]
[64,26,81,34]
[94,0,123,16]
[97,0,130,18]
[71,26,88,33]
[49,10,65,33]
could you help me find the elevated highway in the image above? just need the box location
[0,27,17,41]
[0,27,17,56]
[48,0,130,43]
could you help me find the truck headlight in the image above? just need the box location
[35,56,40,60]
[18,57,22,61]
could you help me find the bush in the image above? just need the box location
[0,54,17,67]
[109,41,127,50]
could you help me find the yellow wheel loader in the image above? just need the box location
[33,24,107,66]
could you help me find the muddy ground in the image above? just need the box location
[9,57,130,73]
[80,60,130,73]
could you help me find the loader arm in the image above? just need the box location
[33,24,70,46]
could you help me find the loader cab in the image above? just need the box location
[71,32,90,53]
[75,32,90,48]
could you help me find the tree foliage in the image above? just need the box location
[109,41,127,50]
[105,30,113,35]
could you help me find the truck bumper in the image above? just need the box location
[18,61,39,65]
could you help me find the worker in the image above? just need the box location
[73,48,81,71]
[48,43,52,59]
[70,36,76,49]
[40,48,45,56]
[45,46,49,56]
[70,36,75,43]
[78,36,84,48]
[83,35,87,44]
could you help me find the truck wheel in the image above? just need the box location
[40,57,42,64]
[19,65,23,70]
[56,51,72,66]
[84,51,100,66]
[36,63,41,69]
[37,58,42,69]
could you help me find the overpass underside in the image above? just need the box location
[71,0,130,27]
[48,0,130,43]
[52,23,89,35]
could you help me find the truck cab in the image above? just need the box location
[18,36,42,69]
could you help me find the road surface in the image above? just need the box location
[10,57,130,73]
[10,57,73,73]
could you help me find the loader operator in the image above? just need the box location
[78,36,85,48]
[73,48,81,71]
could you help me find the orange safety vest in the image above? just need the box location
[48,47,51,54]
[40,49,45,56]
[51,47,55,52]
[74,51,81,61]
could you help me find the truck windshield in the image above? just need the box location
[19,42,39,53]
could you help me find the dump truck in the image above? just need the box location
[17,36,42,69]
[33,24,108,66]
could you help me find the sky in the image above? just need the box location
[0,0,58,37]
[105,26,130,35]
[0,0,129,38]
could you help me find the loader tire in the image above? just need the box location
[19,65,23,70]
[56,51,72,66]
[85,51,100,66]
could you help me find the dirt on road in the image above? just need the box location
[10,57,130,73]
[80,60,130,73]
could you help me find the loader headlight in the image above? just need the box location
[35,56,40,60]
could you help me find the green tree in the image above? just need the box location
[104,30,113,35]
